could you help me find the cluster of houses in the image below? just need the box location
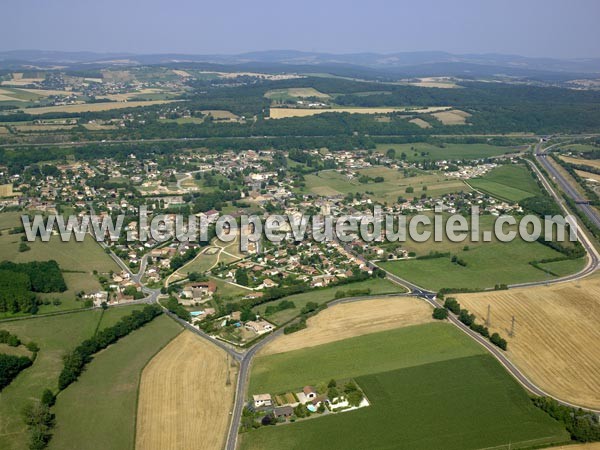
[250,383,369,424]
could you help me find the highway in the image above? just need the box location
[535,141,600,230]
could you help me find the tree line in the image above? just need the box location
[58,305,162,390]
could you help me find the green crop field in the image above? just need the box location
[303,166,470,203]
[253,278,405,325]
[0,306,147,450]
[380,239,569,291]
[249,322,484,394]
[376,142,519,162]
[469,164,542,202]
[537,257,587,277]
[49,315,182,450]
[241,355,569,450]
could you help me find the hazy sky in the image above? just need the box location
[3,0,600,58]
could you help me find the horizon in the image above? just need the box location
[3,0,600,59]
[2,48,600,60]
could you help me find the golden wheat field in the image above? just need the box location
[23,100,176,115]
[269,106,449,119]
[561,155,600,170]
[259,296,433,356]
[575,169,600,183]
[135,331,237,450]
[457,273,600,409]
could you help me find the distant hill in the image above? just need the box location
[1,49,599,80]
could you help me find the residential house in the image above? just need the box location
[253,394,272,408]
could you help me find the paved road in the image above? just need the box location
[535,141,600,229]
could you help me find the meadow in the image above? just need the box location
[380,239,573,291]
[49,315,181,450]
[303,166,470,203]
[469,164,543,202]
[253,277,404,325]
[243,323,569,450]
[23,100,176,115]
[0,306,142,450]
[0,233,119,316]
[269,106,447,119]
[265,87,330,102]
[375,142,519,162]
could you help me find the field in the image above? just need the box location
[135,331,236,450]
[403,77,459,88]
[253,278,405,325]
[408,117,432,128]
[457,272,600,409]
[431,108,471,125]
[23,100,176,115]
[243,356,569,450]
[0,211,23,229]
[265,88,330,101]
[380,239,574,291]
[560,154,600,170]
[375,141,518,162]
[201,109,239,120]
[14,124,76,132]
[0,309,103,449]
[259,296,433,356]
[303,166,470,203]
[469,164,543,202]
[269,106,448,119]
[575,169,600,183]
[249,322,484,394]
[49,315,182,450]
[0,234,119,316]
[243,323,569,450]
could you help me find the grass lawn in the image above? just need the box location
[210,276,252,299]
[249,322,484,394]
[376,142,518,162]
[381,236,573,291]
[303,166,469,203]
[469,164,542,202]
[253,278,405,325]
[241,355,569,450]
[49,315,182,450]
[0,310,103,450]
